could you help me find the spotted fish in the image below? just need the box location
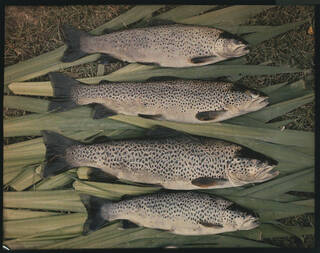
[48,72,268,123]
[42,130,279,189]
[80,191,260,235]
[61,24,249,67]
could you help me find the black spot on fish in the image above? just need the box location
[236,147,278,166]
[230,84,268,97]
[219,31,248,45]
[226,203,258,218]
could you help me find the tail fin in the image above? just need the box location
[61,25,91,62]
[80,194,112,235]
[48,72,82,112]
[42,131,80,178]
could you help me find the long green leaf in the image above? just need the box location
[233,167,314,198]
[179,5,273,26]
[73,180,161,199]
[4,213,85,239]
[43,222,122,248]
[243,20,307,45]
[4,95,49,113]
[250,93,314,123]
[3,208,60,221]
[229,223,314,241]
[4,239,65,250]
[3,190,85,212]
[8,64,305,97]
[155,5,218,22]
[34,172,75,191]
[110,115,314,148]
[223,196,313,221]
[3,107,142,137]
[9,166,42,191]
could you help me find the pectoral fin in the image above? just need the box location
[199,221,223,229]
[97,54,119,64]
[190,55,218,64]
[121,220,140,229]
[138,113,163,120]
[92,104,117,119]
[195,110,227,121]
[191,177,227,188]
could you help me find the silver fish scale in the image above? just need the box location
[107,191,241,226]
[65,136,244,188]
[99,25,222,59]
[70,80,252,113]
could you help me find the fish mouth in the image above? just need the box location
[234,44,250,55]
[241,216,260,230]
[248,96,269,110]
[254,165,279,183]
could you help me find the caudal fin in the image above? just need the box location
[80,194,113,235]
[61,25,91,62]
[48,72,81,112]
[42,131,80,178]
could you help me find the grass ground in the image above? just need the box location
[4,5,315,248]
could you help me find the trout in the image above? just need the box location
[61,24,249,67]
[42,130,279,190]
[48,72,268,123]
[80,191,260,235]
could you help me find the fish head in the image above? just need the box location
[226,146,279,186]
[223,202,260,231]
[225,85,269,116]
[214,31,250,59]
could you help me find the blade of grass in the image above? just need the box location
[223,196,313,221]
[4,168,23,185]
[43,222,122,249]
[111,231,275,248]
[3,106,143,137]
[3,190,85,212]
[8,64,306,96]
[4,239,65,250]
[34,172,75,191]
[73,180,161,199]
[4,95,49,113]
[179,5,273,26]
[9,165,42,191]
[259,81,288,95]
[266,79,309,104]
[4,213,86,239]
[154,5,218,22]
[243,20,308,46]
[249,93,314,123]
[110,115,314,148]
[3,208,60,221]
[231,167,314,198]
[229,223,314,241]
[266,119,296,129]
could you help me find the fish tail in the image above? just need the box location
[48,72,82,113]
[80,194,112,235]
[41,130,80,178]
[61,25,92,62]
